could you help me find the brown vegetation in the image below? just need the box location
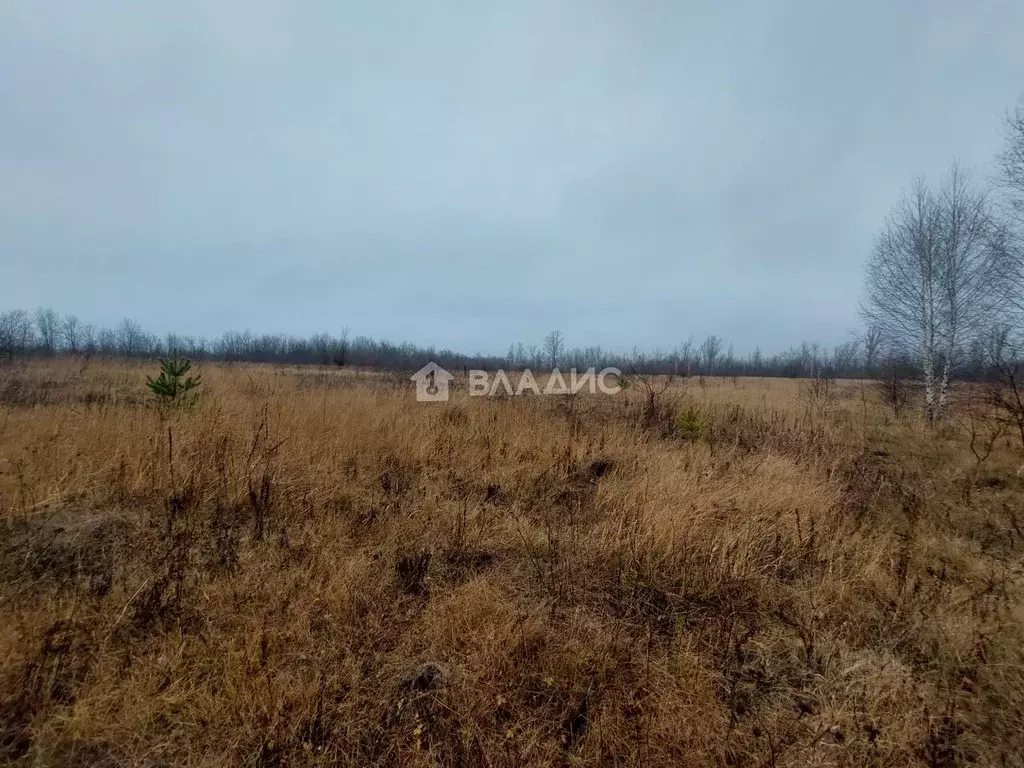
[2,359,1023,766]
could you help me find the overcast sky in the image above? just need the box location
[2,1,1022,355]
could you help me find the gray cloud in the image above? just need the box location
[2,0,1022,354]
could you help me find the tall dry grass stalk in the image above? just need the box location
[1,359,1022,766]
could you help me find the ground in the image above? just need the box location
[1,360,1023,766]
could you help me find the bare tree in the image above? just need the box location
[119,318,144,358]
[139,330,159,357]
[312,332,333,365]
[97,327,117,356]
[999,98,1024,227]
[861,166,1008,422]
[35,307,59,355]
[527,344,542,369]
[700,334,723,375]
[165,333,185,356]
[543,330,565,368]
[983,329,1024,450]
[61,313,81,352]
[750,347,763,372]
[80,323,96,355]
[724,343,736,372]
[996,98,1024,324]
[860,326,884,373]
[832,340,860,373]
[0,309,35,359]
[334,326,350,367]
[678,334,696,376]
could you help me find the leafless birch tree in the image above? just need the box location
[700,334,723,375]
[861,165,1008,422]
[678,335,696,376]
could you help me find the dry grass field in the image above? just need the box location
[2,359,1024,766]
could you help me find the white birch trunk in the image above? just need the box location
[922,352,936,423]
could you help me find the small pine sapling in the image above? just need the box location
[146,357,202,402]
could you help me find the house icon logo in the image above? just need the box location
[411,362,454,402]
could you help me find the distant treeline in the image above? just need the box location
[0,305,958,380]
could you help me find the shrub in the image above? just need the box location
[799,371,838,414]
[674,405,707,441]
[875,357,915,418]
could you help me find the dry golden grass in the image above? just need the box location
[2,359,1023,766]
